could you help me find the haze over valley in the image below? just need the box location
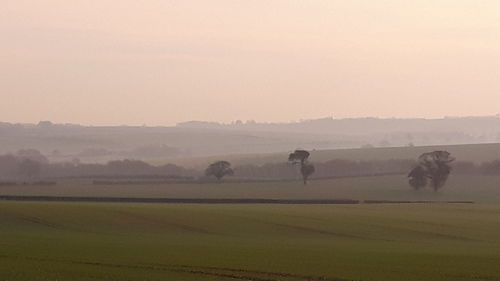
[3,116,500,164]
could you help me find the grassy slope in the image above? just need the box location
[1,202,500,281]
[1,175,500,203]
[169,143,500,168]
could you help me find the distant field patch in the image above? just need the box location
[1,175,500,203]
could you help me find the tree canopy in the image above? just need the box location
[408,151,454,191]
[205,160,234,180]
[288,150,310,164]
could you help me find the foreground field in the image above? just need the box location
[2,175,500,203]
[1,202,500,281]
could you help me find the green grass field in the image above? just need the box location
[3,169,500,280]
[2,202,500,281]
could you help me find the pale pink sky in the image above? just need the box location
[1,0,500,125]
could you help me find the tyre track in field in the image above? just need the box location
[172,264,350,281]
[14,215,65,230]
[0,254,351,281]
[1,212,108,235]
[109,209,214,235]
[223,213,382,241]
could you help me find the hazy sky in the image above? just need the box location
[1,0,500,125]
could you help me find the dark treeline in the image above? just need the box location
[235,159,415,180]
[46,160,197,179]
[1,149,499,182]
[0,150,196,180]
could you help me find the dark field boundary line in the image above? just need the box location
[364,200,474,204]
[0,195,474,204]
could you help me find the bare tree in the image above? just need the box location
[408,151,454,191]
[205,161,234,181]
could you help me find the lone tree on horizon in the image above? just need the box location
[205,160,234,181]
[288,149,315,185]
[408,151,454,191]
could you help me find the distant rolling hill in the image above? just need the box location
[2,116,500,164]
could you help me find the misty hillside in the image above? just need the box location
[2,116,500,163]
